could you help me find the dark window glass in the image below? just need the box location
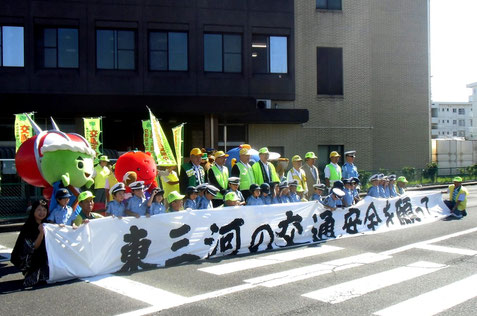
[316,0,342,10]
[317,47,343,95]
[204,34,222,72]
[1,26,24,67]
[96,29,135,70]
[252,35,287,74]
[40,28,78,68]
[149,31,188,71]
[204,33,242,73]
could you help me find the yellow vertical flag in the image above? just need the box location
[172,123,185,175]
[14,112,35,152]
[83,117,102,158]
[148,108,177,166]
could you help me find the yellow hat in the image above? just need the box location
[258,147,270,154]
[99,155,110,162]
[215,151,229,158]
[190,148,202,156]
[329,151,341,158]
[239,148,250,155]
[78,191,95,202]
[292,155,303,162]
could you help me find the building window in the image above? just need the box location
[251,35,288,74]
[459,131,465,137]
[317,47,343,95]
[37,27,78,68]
[204,33,242,73]
[447,108,449,111]
[459,108,465,115]
[453,131,457,136]
[0,26,24,67]
[459,120,465,127]
[431,108,438,117]
[149,31,188,71]
[441,108,444,112]
[453,120,457,125]
[96,29,135,70]
[452,108,456,113]
[218,123,248,151]
[316,0,342,10]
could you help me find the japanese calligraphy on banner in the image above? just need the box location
[44,191,449,282]
[172,123,184,175]
[148,108,177,166]
[142,120,154,154]
[14,112,34,152]
[83,117,102,157]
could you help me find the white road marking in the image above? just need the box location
[416,244,477,256]
[0,244,13,261]
[244,252,392,287]
[198,245,343,275]
[302,261,446,304]
[374,273,477,316]
[82,274,187,308]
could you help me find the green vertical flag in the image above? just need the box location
[83,117,102,158]
[142,120,154,154]
[172,123,185,175]
[148,108,177,166]
[14,112,35,152]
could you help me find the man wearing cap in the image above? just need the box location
[252,147,280,187]
[197,185,219,209]
[443,177,469,219]
[106,182,127,218]
[225,177,246,205]
[167,191,185,212]
[287,155,308,196]
[231,148,256,201]
[302,152,320,200]
[324,151,342,189]
[73,191,104,227]
[92,155,111,212]
[180,148,206,194]
[396,176,408,195]
[342,151,359,179]
[208,151,229,207]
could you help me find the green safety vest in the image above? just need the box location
[182,162,205,187]
[326,163,342,181]
[252,161,280,185]
[210,165,229,199]
[237,162,255,191]
[94,165,110,189]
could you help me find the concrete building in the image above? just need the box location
[0,0,430,173]
[431,102,472,139]
[249,0,431,172]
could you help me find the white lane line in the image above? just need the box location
[244,252,392,288]
[302,261,447,304]
[0,244,13,262]
[198,245,344,275]
[82,274,187,308]
[374,273,477,316]
[416,244,477,256]
[380,226,477,256]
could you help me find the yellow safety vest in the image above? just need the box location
[210,165,229,199]
[449,184,468,211]
[252,161,280,185]
[237,162,255,191]
[326,163,342,181]
[94,165,110,189]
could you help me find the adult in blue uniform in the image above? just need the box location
[342,150,359,179]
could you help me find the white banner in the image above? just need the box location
[45,192,449,282]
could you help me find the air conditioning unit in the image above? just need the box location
[256,99,272,109]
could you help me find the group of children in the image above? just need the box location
[366,174,408,198]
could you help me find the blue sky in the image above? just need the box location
[431,0,477,102]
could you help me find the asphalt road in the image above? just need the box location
[1,187,477,316]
